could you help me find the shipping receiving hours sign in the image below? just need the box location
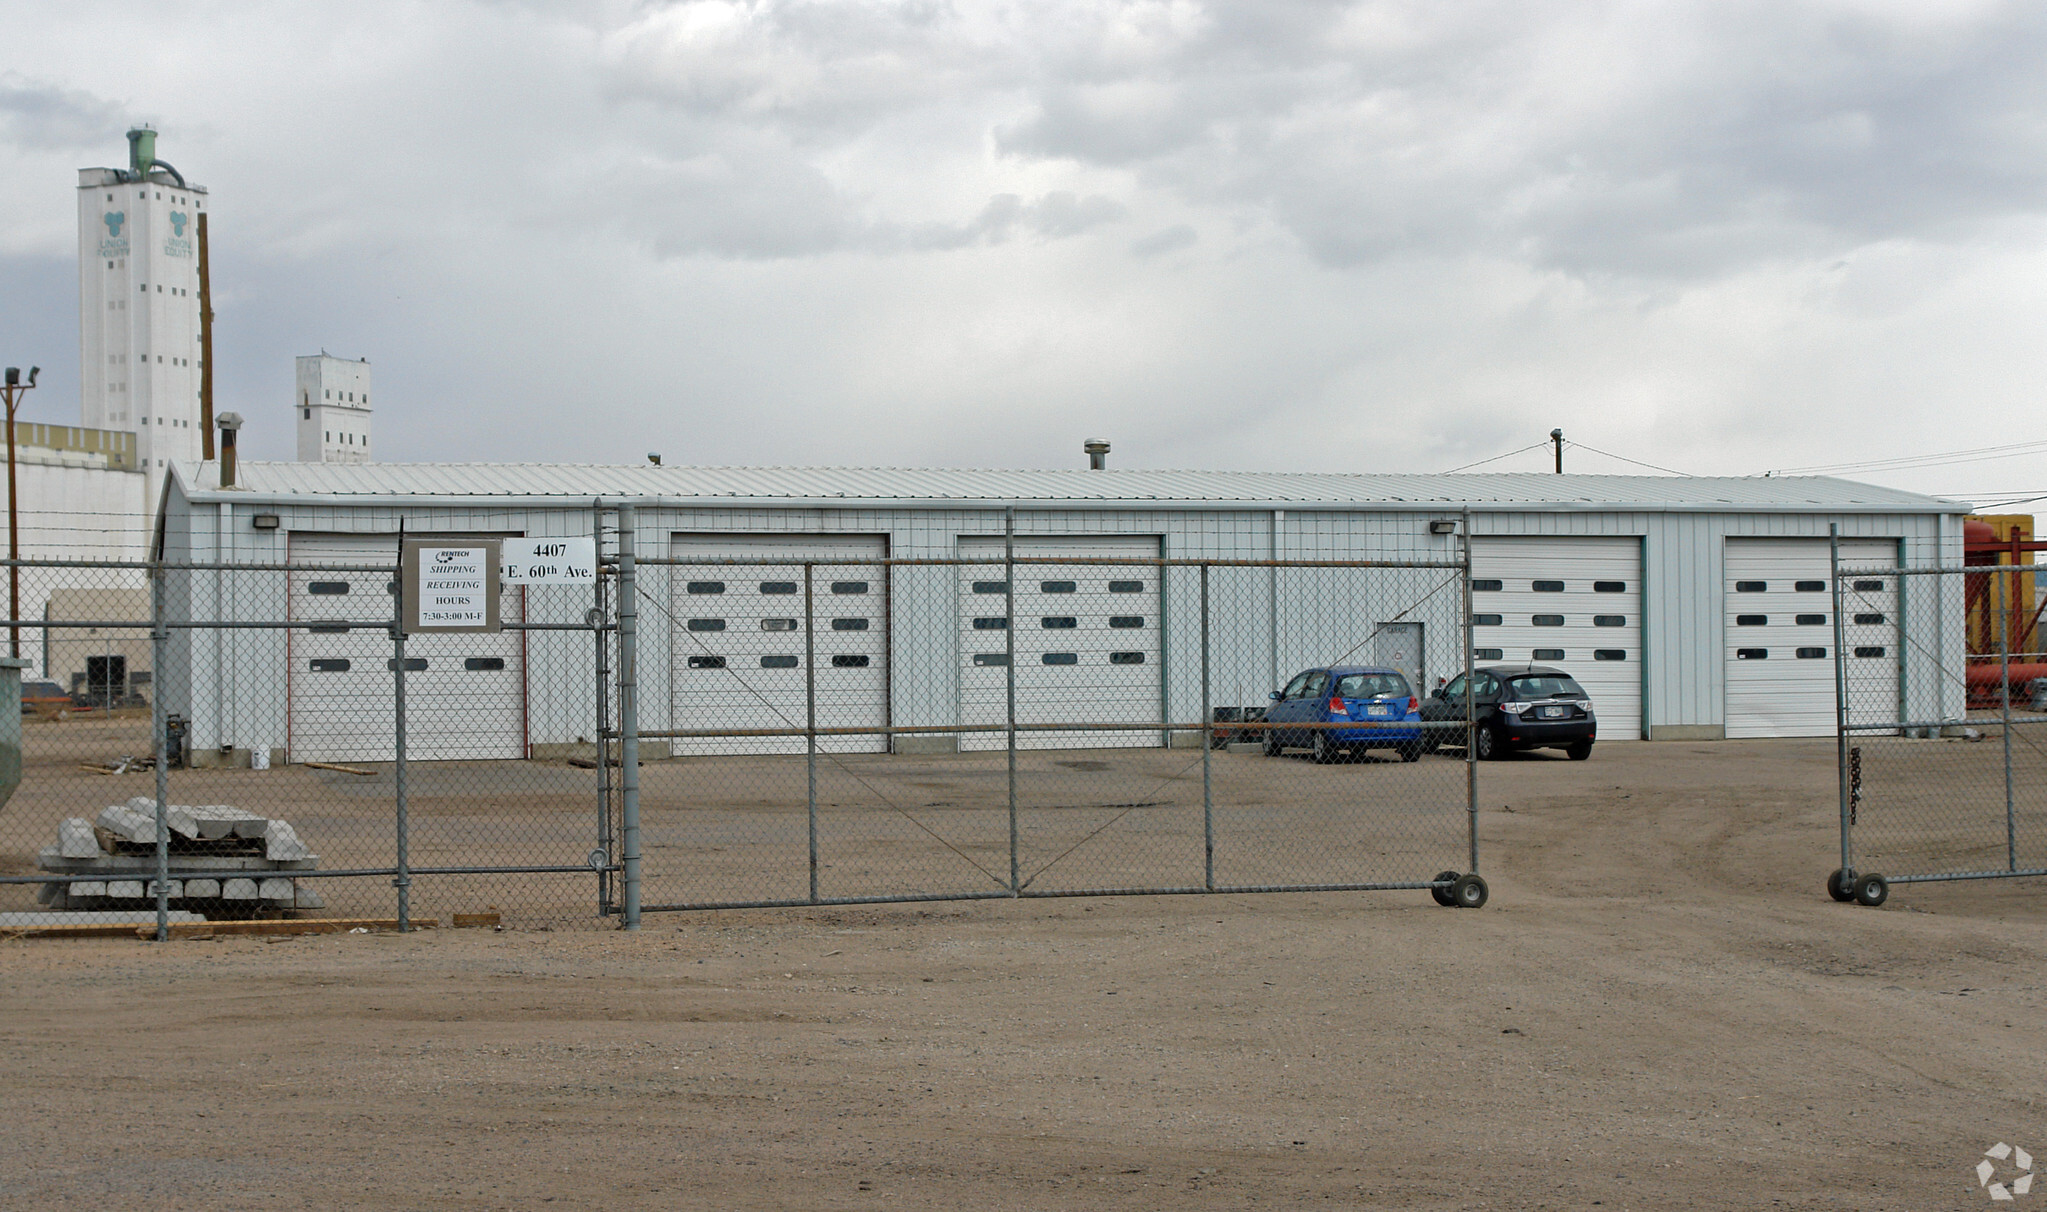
[401,539,502,634]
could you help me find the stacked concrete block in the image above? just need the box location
[37,797,323,912]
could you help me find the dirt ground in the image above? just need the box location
[3,738,2045,1210]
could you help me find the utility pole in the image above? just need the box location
[3,366,38,659]
[1551,428,1564,474]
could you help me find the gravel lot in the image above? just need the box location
[3,737,2044,1209]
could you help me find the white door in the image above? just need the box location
[668,534,889,755]
[1371,622,1424,694]
[1471,537,1642,739]
[958,536,1162,750]
[288,532,527,762]
[1725,538,1899,738]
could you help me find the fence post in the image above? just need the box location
[594,500,613,915]
[1200,561,1213,892]
[393,538,410,932]
[1005,504,1018,895]
[806,561,819,904]
[151,559,168,942]
[1831,524,1853,878]
[2002,567,2016,873]
[1462,510,1478,874]
[617,504,641,930]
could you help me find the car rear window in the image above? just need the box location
[1508,675,1585,699]
[1336,672,1411,699]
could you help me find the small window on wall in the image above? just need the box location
[1855,646,1887,658]
[1532,614,1565,626]
[1473,648,1503,660]
[307,581,350,595]
[309,659,350,673]
[1853,580,1886,592]
[687,618,726,631]
[1795,580,1826,592]
[761,618,798,632]
[387,658,428,671]
[464,657,506,671]
[832,654,871,667]
[1040,580,1076,594]
[1593,650,1626,661]
[973,653,1008,666]
[687,655,725,670]
[832,617,869,631]
[759,581,797,595]
[1735,581,1767,593]
[1109,616,1144,629]
[1593,615,1625,627]
[1796,648,1827,659]
[1532,649,1565,661]
[1041,616,1078,629]
[1594,581,1626,593]
[686,581,725,595]
[831,581,869,595]
[1532,580,1565,592]
[1854,612,1887,625]
[972,617,1007,630]
[1795,614,1827,626]
[1109,652,1146,665]
[1473,614,1503,627]
[1108,580,1144,593]
[972,581,1009,594]
[1042,652,1079,665]
[1736,648,1768,660]
[1736,615,1767,626]
[1471,579,1503,592]
[760,655,799,669]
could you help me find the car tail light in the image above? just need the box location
[1407,696,1418,712]
[1329,695,1344,713]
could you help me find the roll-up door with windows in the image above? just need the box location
[288,532,527,762]
[1470,537,1642,739]
[1725,538,1898,738]
[957,536,1162,750]
[668,534,889,755]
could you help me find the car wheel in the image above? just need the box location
[1853,873,1889,907]
[1312,731,1336,764]
[1431,870,1459,907]
[1419,730,1440,755]
[1473,725,1500,761]
[1565,741,1592,761]
[1826,868,1856,903]
[1450,874,1489,908]
[1398,740,1422,762]
[1263,730,1281,757]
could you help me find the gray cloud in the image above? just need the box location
[0,73,125,150]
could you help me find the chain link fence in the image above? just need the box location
[632,534,1485,912]
[0,514,1491,935]
[1831,533,2047,906]
[0,538,621,937]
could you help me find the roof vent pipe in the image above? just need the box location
[217,412,244,489]
[1084,438,1110,471]
[127,127,156,175]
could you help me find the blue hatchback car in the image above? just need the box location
[1263,666,1424,763]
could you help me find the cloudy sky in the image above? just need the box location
[3,0,2046,503]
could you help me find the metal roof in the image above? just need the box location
[173,461,1967,513]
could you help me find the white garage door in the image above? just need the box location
[1471,537,1642,739]
[668,534,889,755]
[288,533,527,762]
[958,536,1162,750]
[1725,538,1899,738]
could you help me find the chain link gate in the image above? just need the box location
[623,518,1485,913]
[1829,526,2047,906]
[0,503,626,938]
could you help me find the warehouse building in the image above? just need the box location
[155,461,1967,764]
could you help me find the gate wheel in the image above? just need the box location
[1431,870,1459,907]
[1450,873,1489,909]
[1826,868,1856,903]
[1853,873,1889,908]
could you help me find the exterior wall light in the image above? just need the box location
[251,513,280,529]
[1429,520,1457,534]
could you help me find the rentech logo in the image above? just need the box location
[1979,1143,2035,1201]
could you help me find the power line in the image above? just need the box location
[1440,440,1551,474]
[1561,440,1689,477]
[1766,437,2047,477]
